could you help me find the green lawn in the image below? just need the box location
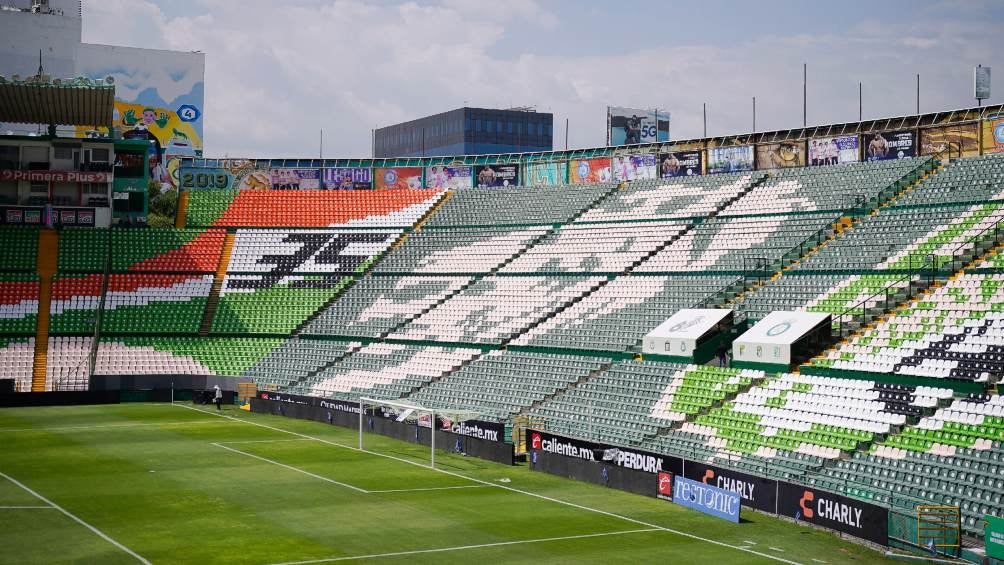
[0,404,897,564]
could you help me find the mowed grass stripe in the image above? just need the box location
[0,404,899,564]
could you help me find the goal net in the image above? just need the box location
[357,397,484,469]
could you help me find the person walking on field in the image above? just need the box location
[213,385,223,411]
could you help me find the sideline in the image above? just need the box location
[0,419,221,433]
[177,403,804,565]
[0,470,152,565]
[269,528,661,565]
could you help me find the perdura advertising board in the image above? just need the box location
[864,130,916,161]
[778,483,888,545]
[475,164,519,187]
[528,429,681,474]
[659,151,702,177]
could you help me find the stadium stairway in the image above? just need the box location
[31,229,59,392]
[199,231,235,336]
[174,191,189,229]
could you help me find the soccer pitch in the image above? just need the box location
[0,404,899,564]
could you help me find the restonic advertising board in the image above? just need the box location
[671,475,741,523]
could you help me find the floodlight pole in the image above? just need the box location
[916,74,920,115]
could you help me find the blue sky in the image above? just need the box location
[81,0,1003,157]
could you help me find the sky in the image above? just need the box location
[79,0,1004,158]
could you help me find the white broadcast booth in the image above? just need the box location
[642,308,734,363]
[732,311,832,372]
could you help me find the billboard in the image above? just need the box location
[756,142,806,170]
[778,484,888,545]
[475,164,520,188]
[864,130,916,161]
[984,116,1004,154]
[76,44,205,189]
[682,461,777,514]
[659,151,702,178]
[987,515,1004,560]
[528,430,680,474]
[426,165,473,190]
[671,476,741,523]
[808,136,860,166]
[525,163,566,187]
[920,124,980,158]
[608,107,670,146]
[323,168,372,190]
[612,154,657,182]
[975,66,991,100]
[569,158,612,184]
[707,145,754,174]
[269,169,321,190]
[374,167,424,190]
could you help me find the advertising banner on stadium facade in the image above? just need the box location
[708,145,754,174]
[569,158,612,184]
[258,391,365,414]
[426,165,473,190]
[808,136,860,166]
[920,124,981,158]
[439,418,506,442]
[475,164,520,188]
[374,167,424,190]
[864,130,916,161]
[269,169,321,190]
[755,142,806,170]
[612,154,658,182]
[0,170,112,183]
[528,429,681,474]
[659,151,703,177]
[525,162,566,187]
[323,168,372,190]
[178,167,234,190]
[983,116,1004,154]
[777,483,888,545]
[671,475,741,522]
[607,107,670,146]
[657,471,674,500]
[682,461,778,513]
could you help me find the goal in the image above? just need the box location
[357,397,483,469]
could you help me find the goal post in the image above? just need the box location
[358,397,484,469]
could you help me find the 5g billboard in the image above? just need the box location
[607,107,670,146]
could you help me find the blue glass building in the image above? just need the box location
[373,107,553,158]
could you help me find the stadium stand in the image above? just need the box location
[49,274,102,334]
[0,273,40,335]
[243,338,360,390]
[0,337,34,392]
[891,153,1004,207]
[373,226,549,274]
[95,337,283,376]
[0,226,39,271]
[45,336,91,391]
[101,274,212,334]
[424,184,613,227]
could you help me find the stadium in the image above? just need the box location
[2,1,1004,564]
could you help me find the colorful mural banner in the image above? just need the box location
[707,145,754,174]
[808,136,859,166]
[756,142,806,170]
[426,165,473,190]
[864,130,916,161]
[525,163,566,187]
[475,164,520,188]
[920,123,980,157]
[270,169,321,190]
[659,151,702,177]
[983,116,1004,154]
[612,154,657,182]
[374,167,424,190]
[323,168,372,190]
[569,158,612,184]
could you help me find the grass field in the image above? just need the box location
[0,403,899,564]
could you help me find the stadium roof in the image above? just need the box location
[0,77,114,128]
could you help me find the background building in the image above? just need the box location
[0,0,205,190]
[374,107,553,158]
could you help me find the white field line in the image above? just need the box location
[269,528,661,565]
[0,420,220,433]
[0,505,55,509]
[211,443,370,494]
[0,471,151,565]
[177,404,805,565]
[218,438,315,445]
[368,485,486,493]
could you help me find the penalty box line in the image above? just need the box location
[210,442,485,495]
[178,403,805,565]
[0,470,151,565]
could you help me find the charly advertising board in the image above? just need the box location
[707,145,754,174]
[659,151,702,178]
[864,130,916,161]
[682,460,778,513]
[808,136,860,166]
[612,154,657,182]
[778,483,888,545]
[475,164,520,188]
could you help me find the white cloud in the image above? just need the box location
[80,0,1003,157]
